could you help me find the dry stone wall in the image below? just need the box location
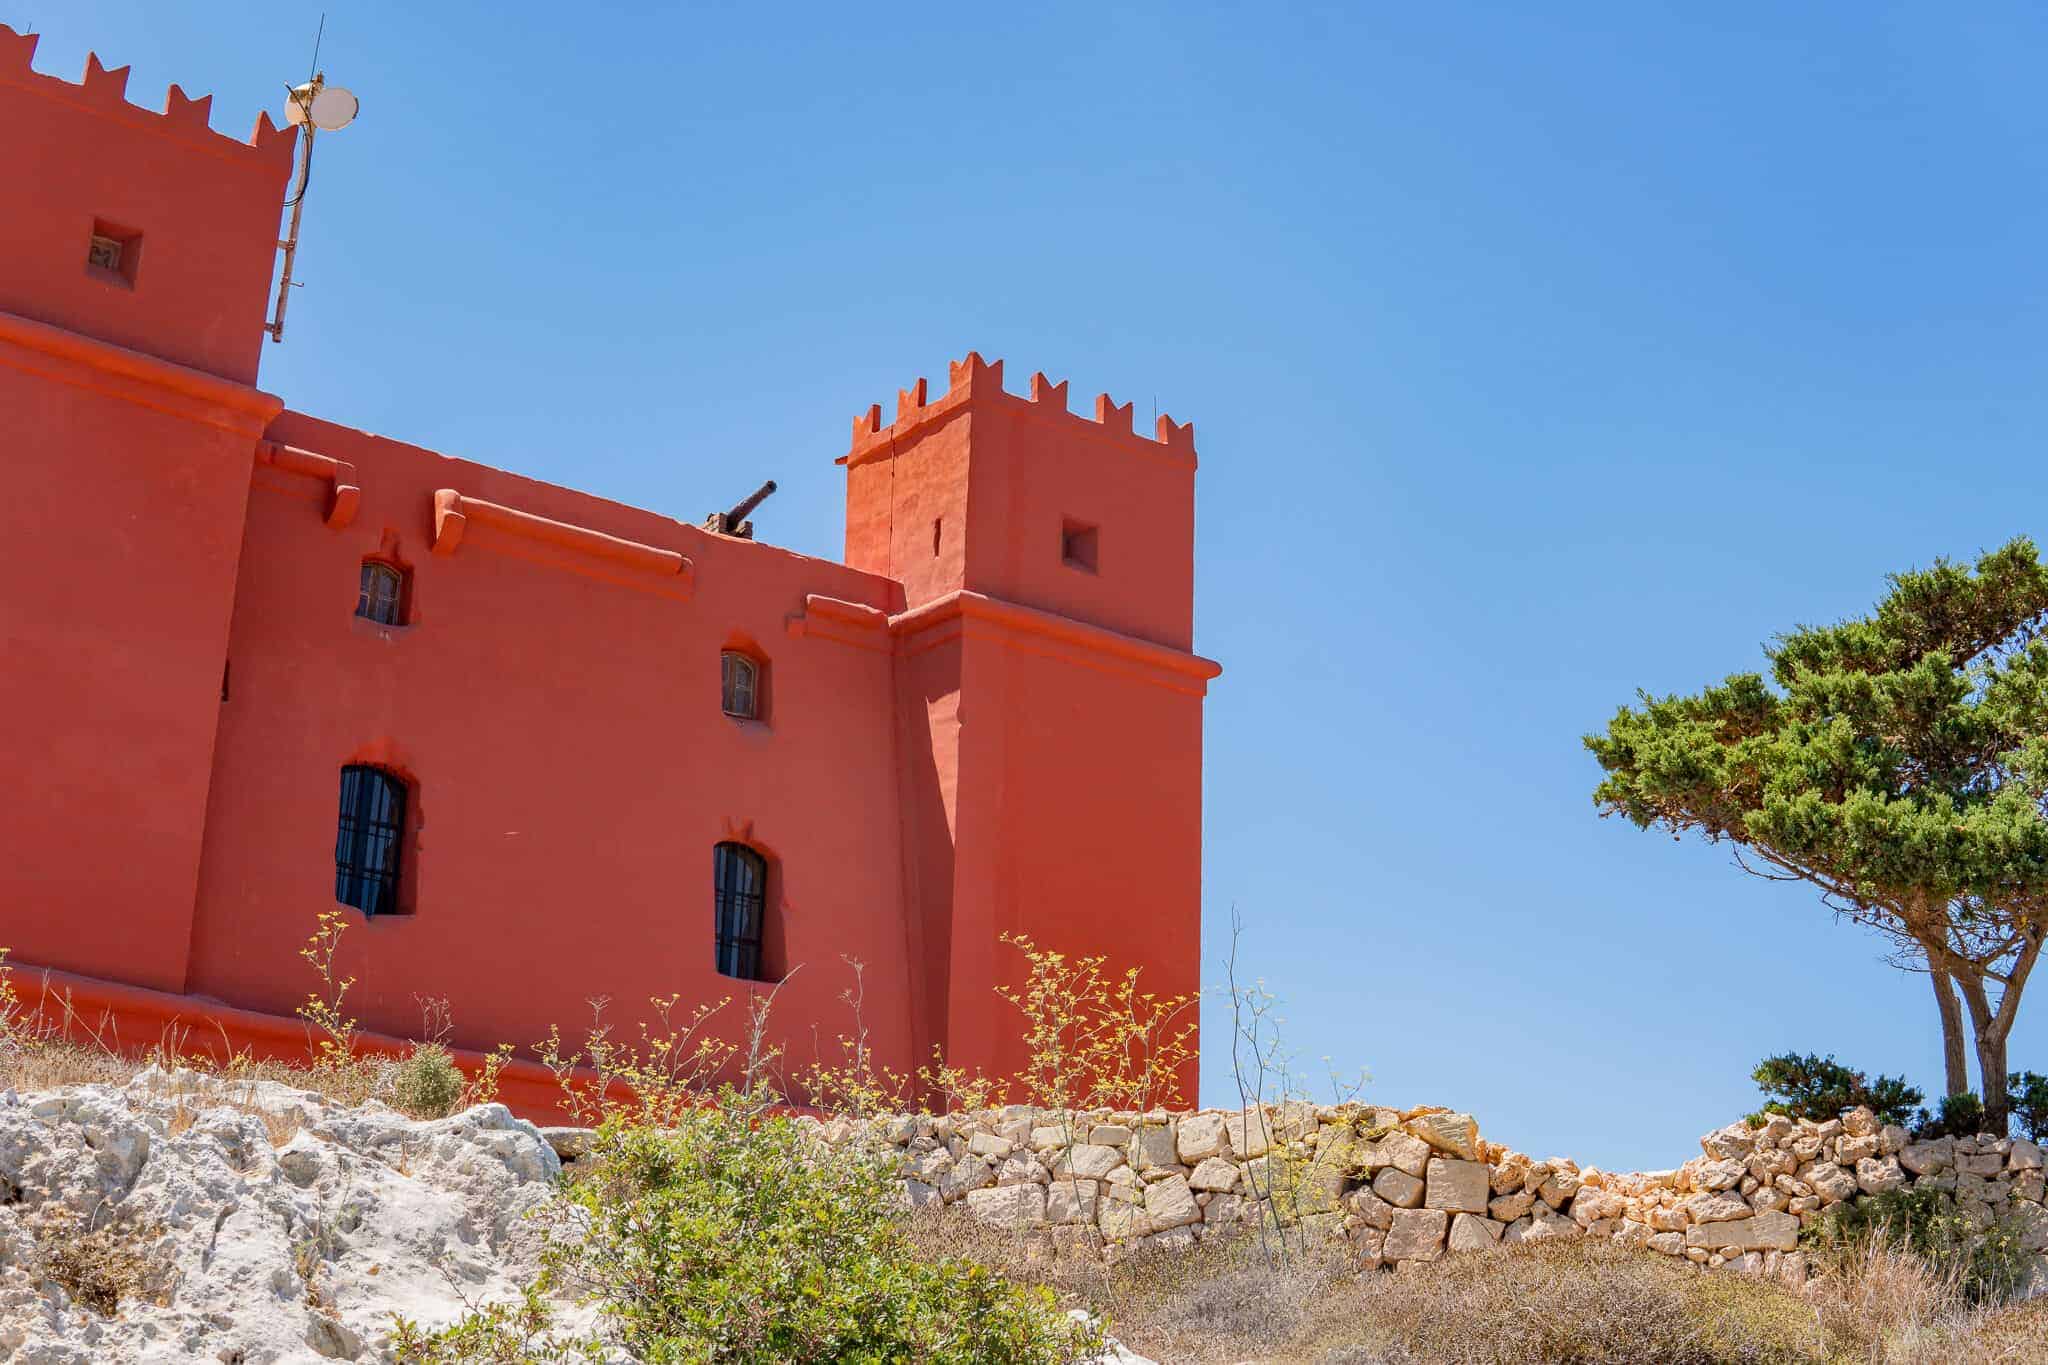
[791,1101,2048,1286]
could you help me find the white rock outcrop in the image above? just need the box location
[0,1067,573,1363]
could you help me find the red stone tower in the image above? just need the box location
[842,353,1217,1091]
[0,26,295,992]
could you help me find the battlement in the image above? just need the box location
[0,25,295,173]
[843,350,1197,469]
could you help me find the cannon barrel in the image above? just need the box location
[724,479,777,525]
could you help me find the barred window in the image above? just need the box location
[720,651,759,719]
[713,842,767,980]
[357,561,405,626]
[336,765,406,915]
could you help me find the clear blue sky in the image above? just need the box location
[33,2,2048,1170]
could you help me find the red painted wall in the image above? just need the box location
[0,27,1219,1108]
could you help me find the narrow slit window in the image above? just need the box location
[713,842,767,980]
[721,651,759,719]
[1061,519,1099,573]
[335,765,406,916]
[357,561,406,626]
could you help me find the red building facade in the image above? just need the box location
[0,29,1218,1113]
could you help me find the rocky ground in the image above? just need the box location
[0,1066,583,1364]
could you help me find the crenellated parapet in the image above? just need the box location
[0,24,295,172]
[844,350,1197,469]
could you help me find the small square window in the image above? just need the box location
[1061,519,1099,574]
[86,219,142,287]
[722,651,762,720]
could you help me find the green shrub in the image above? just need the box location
[2006,1072,2048,1143]
[394,1104,1096,1364]
[391,1043,464,1120]
[1804,1185,2029,1305]
[1913,1090,1987,1139]
[1747,1053,1922,1127]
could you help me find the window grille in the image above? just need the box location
[336,765,406,915]
[713,842,767,980]
[357,562,405,625]
[720,651,759,719]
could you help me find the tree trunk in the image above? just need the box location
[1978,1028,2011,1135]
[1927,956,1970,1098]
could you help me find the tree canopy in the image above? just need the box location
[1587,538,2048,1130]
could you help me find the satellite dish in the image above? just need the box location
[310,86,358,131]
[284,80,359,131]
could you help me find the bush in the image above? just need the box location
[1914,1090,1988,1140]
[2005,1072,2048,1143]
[1747,1053,1922,1126]
[394,1105,1096,1363]
[391,1042,464,1120]
[1804,1185,2029,1305]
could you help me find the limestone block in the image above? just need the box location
[1697,1158,1746,1192]
[1176,1113,1230,1164]
[997,1153,1047,1186]
[1405,1112,1481,1161]
[1098,1201,1152,1241]
[1842,1107,1879,1139]
[1855,1156,1905,1195]
[1447,1211,1504,1253]
[1144,1173,1200,1231]
[1647,1203,1689,1233]
[1700,1123,1757,1161]
[1348,1187,1397,1230]
[903,1180,940,1209]
[1422,1157,1490,1214]
[1802,1162,1858,1204]
[1538,1169,1581,1209]
[1837,1135,1879,1165]
[1374,1167,1425,1209]
[1899,1137,1952,1176]
[1189,1156,1239,1193]
[1130,1122,1179,1172]
[1361,1131,1432,1178]
[1384,1208,1449,1262]
[1056,1144,1126,1181]
[1047,1178,1100,1225]
[1684,1209,1800,1253]
[966,1183,1046,1231]
[1957,1149,2005,1177]
[1488,1190,1534,1223]
[2009,1139,2044,1173]
[1222,1109,1273,1160]
[941,1154,995,1200]
[1030,1125,1070,1152]
[1878,1124,1908,1156]
[1685,1190,1751,1225]
[1489,1159,1528,1195]
[1648,1230,1685,1256]
[968,1132,1013,1160]
[1204,1193,1247,1226]
[1583,1189,1633,1226]
[1088,1124,1132,1148]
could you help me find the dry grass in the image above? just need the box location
[29,1209,168,1316]
[911,1216,2048,1365]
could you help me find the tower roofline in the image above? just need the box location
[0,24,295,174]
[839,350,1197,471]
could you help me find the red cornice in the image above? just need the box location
[0,307,282,435]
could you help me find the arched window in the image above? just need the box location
[720,651,760,719]
[336,765,407,915]
[357,561,406,626]
[713,842,767,980]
